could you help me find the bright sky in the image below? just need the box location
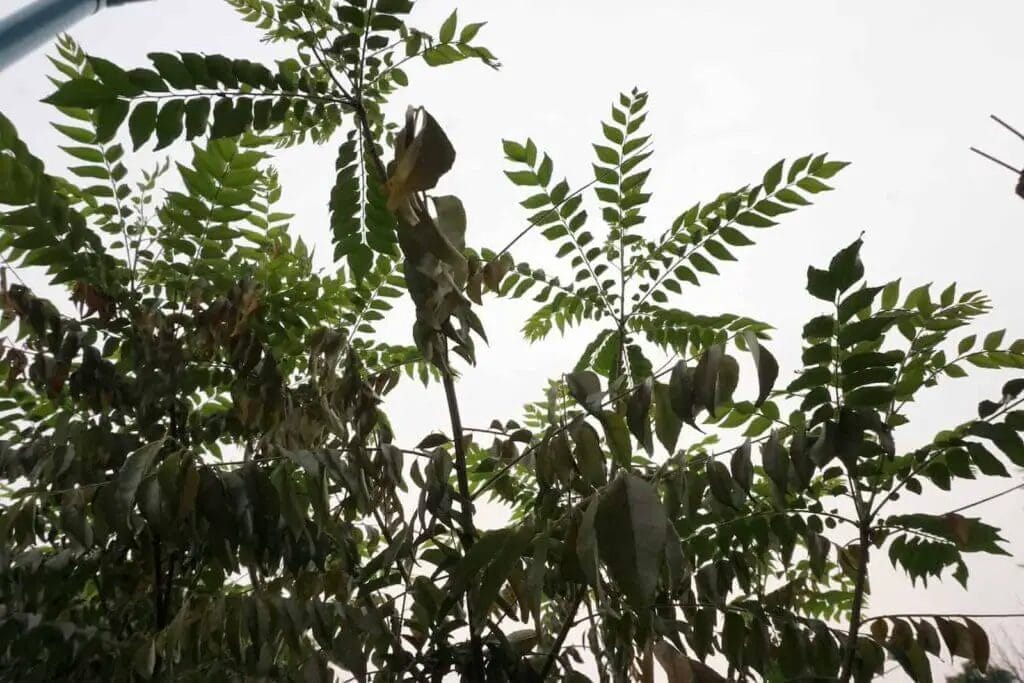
[2,0,1024,679]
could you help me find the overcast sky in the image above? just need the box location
[3,0,1024,678]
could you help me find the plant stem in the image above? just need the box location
[839,524,871,683]
[440,349,484,681]
[538,591,584,680]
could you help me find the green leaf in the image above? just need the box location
[88,55,142,95]
[502,139,527,162]
[566,371,602,417]
[128,67,169,92]
[154,99,185,150]
[806,266,835,302]
[602,411,632,466]
[707,460,738,508]
[184,98,211,140]
[460,22,486,43]
[595,472,667,609]
[653,382,681,453]
[474,526,533,621]
[838,286,882,323]
[593,145,618,164]
[844,384,894,408]
[573,423,606,488]
[763,159,784,193]
[965,618,990,672]
[116,440,164,513]
[966,443,1009,477]
[761,431,788,495]
[626,378,654,455]
[983,329,1005,351]
[450,528,514,598]
[730,440,753,492]
[43,78,116,108]
[829,236,865,292]
[149,52,195,89]
[694,344,724,417]
[838,317,892,348]
[128,101,158,150]
[95,99,129,143]
[743,331,779,407]
[669,360,699,430]
[576,495,600,587]
[439,9,458,42]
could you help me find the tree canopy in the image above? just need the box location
[1,1,1023,681]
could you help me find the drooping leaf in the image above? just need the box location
[567,371,603,417]
[743,331,779,407]
[115,440,165,514]
[595,472,667,608]
[386,106,456,212]
[653,381,682,453]
[669,360,700,430]
[626,378,654,454]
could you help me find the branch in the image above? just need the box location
[946,482,1024,515]
[472,331,749,500]
[838,526,870,683]
[538,591,584,680]
[861,612,1024,626]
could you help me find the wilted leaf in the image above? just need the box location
[627,378,654,454]
[116,440,164,514]
[595,472,667,608]
[730,440,753,492]
[653,382,682,452]
[743,331,779,407]
[567,371,603,417]
[653,640,693,683]
[386,106,456,212]
[669,360,700,430]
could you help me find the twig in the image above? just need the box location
[969,147,1021,175]
[991,114,1024,143]
[538,591,584,680]
[861,612,1024,626]
[947,482,1024,515]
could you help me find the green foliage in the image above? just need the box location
[0,4,1020,683]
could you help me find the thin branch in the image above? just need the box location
[861,612,1024,626]
[946,482,1024,515]
[970,147,1021,175]
[538,592,584,680]
[991,114,1024,143]
[870,394,1024,521]
[472,331,748,500]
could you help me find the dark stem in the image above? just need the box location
[538,592,584,680]
[839,524,871,683]
[991,114,1024,142]
[969,146,1022,175]
[152,534,166,677]
[152,535,166,628]
[440,347,484,681]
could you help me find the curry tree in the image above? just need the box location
[2,1,1024,682]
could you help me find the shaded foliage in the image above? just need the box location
[0,3,1021,683]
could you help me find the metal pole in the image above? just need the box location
[0,0,152,72]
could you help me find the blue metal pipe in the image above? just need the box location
[0,0,151,72]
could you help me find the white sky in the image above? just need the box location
[2,0,1024,679]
